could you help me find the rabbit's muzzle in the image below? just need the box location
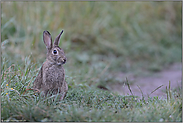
[57,57,66,65]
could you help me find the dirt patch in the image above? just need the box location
[109,63,182,99]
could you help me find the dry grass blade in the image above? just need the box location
[7,88,20,96]
[165,81,172,101]
[22,89,34,95]
[126,77,134,96]
[137,85,144,100]
[24,76,36,93]
[166,86,169,101]
[168,81,172,100]
[149,85,163,95]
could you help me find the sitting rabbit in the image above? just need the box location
[33,30,68,100]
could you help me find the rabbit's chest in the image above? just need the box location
[43,65,65,87]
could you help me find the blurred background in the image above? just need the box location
[1,2,182,95]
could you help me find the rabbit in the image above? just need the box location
[33,30,68,100]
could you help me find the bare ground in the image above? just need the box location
[109,63,182,99]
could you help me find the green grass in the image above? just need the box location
[1,57,182,122]
[1,1,182,122]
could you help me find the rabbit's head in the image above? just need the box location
[43,30,66,66]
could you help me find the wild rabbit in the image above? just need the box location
[33,30,68,100]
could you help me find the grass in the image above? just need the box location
[1,57,182,121]
[1,1,182,122]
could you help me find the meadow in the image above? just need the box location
[1,1,182,122]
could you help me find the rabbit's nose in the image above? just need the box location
[62,58,66,64]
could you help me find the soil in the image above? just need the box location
[109,63,182,100]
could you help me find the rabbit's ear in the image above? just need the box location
[43,31,52,49]
[54,30,64,46]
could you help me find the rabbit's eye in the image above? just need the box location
[53,50,57,54]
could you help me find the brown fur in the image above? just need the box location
[33,30,68,100]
